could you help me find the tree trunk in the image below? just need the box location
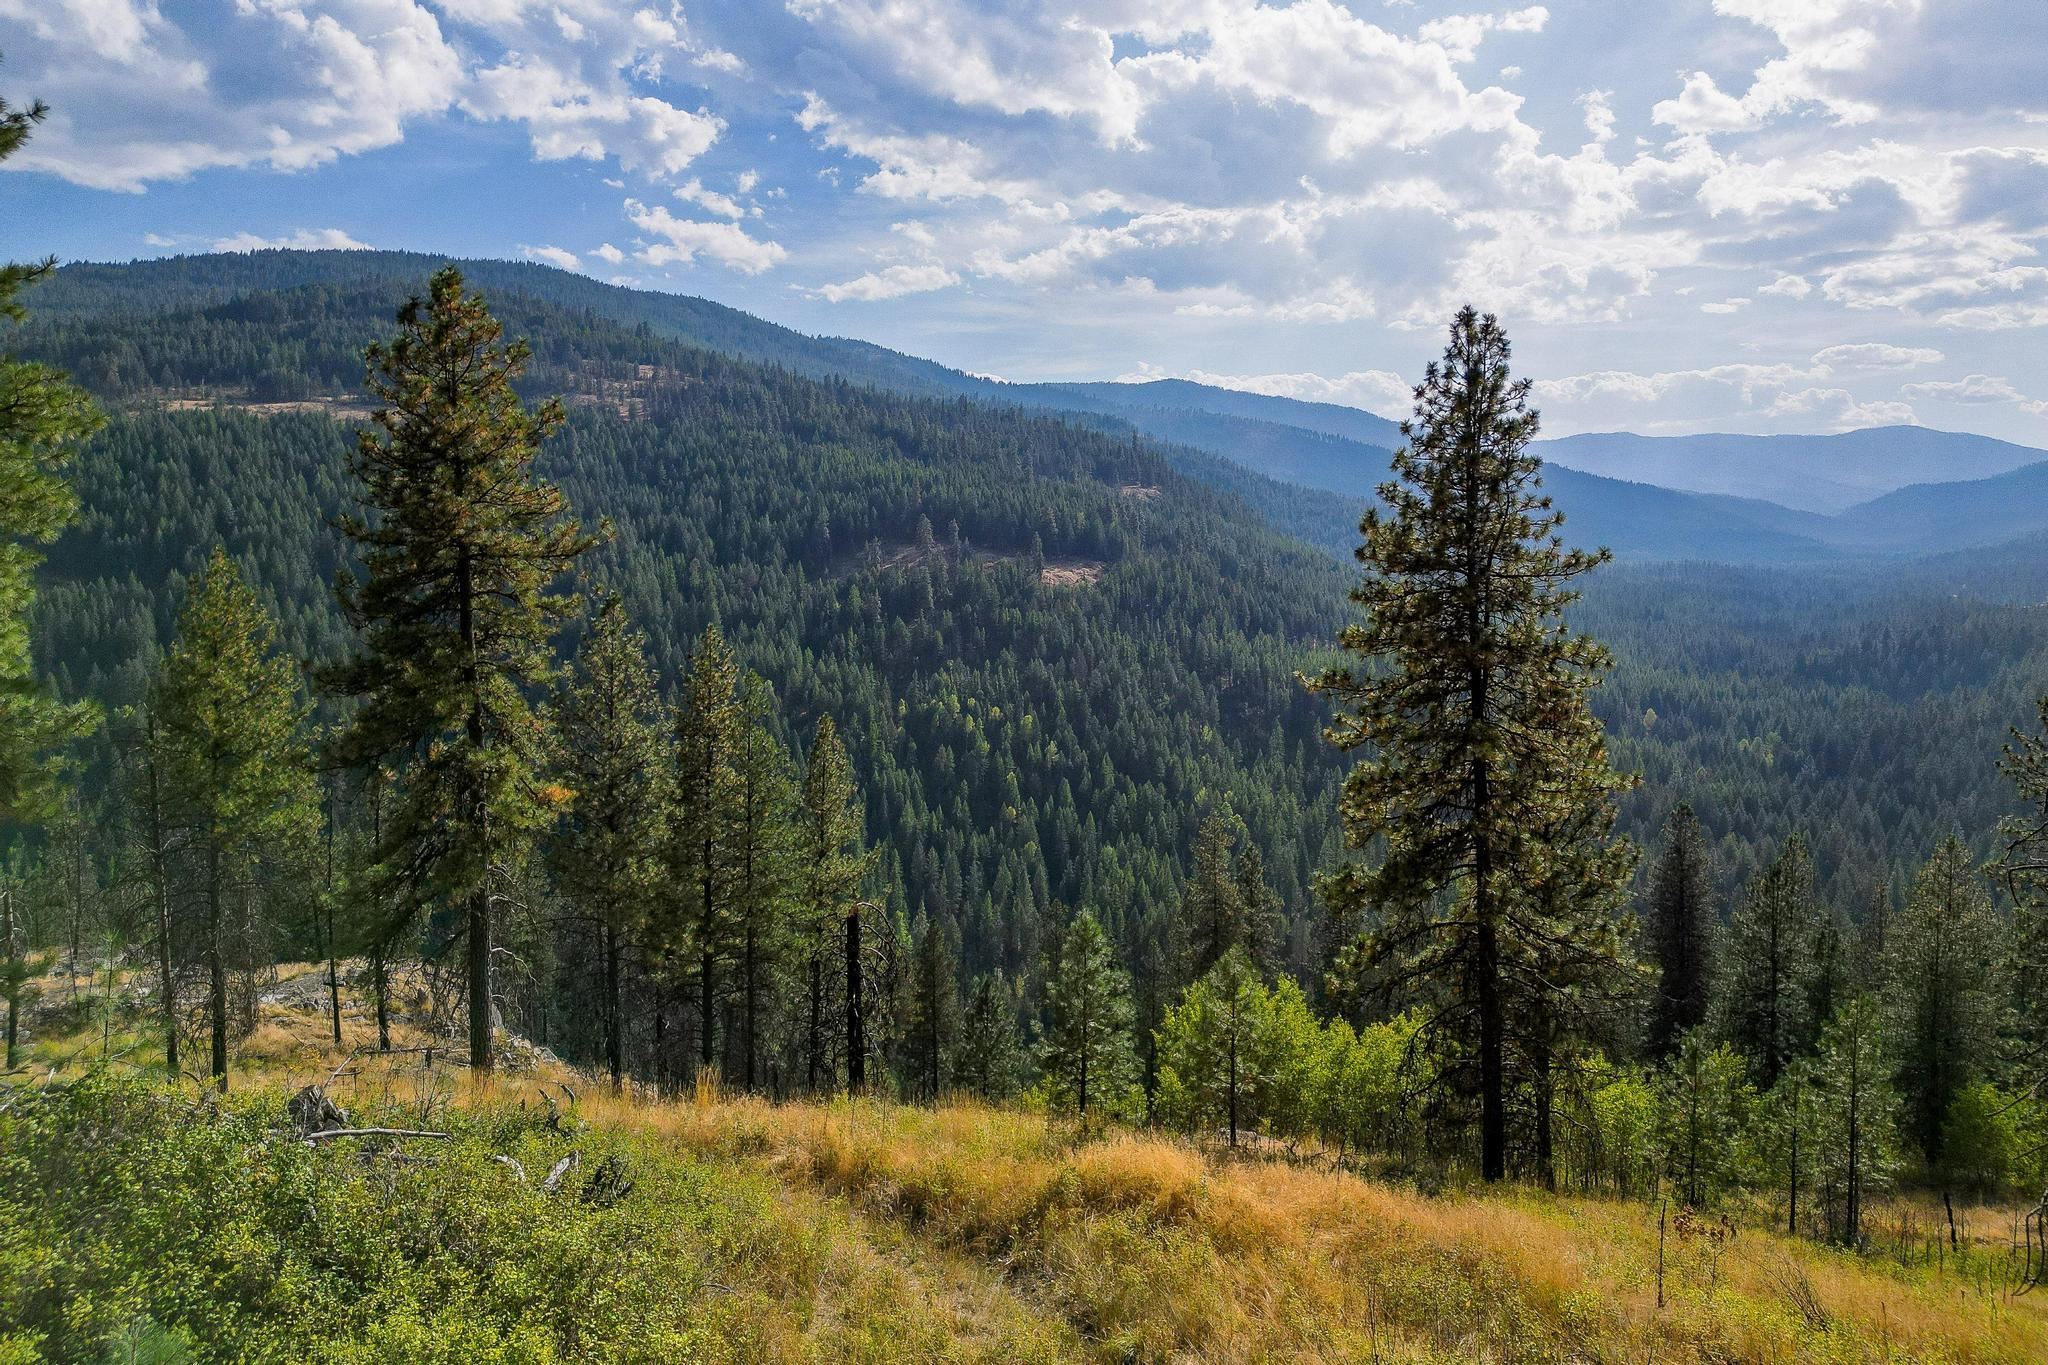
[207,845,228,1093]
[845,904,865,1091]
[1476,916,1506,1181]
[144,718,178,1075]
[744,921,758,1091]
[467,886,492,1073]
[1227,1020,1239,1148]
[372,944,390,1051]
[604,920,624,1089]
[1534,1038,1556,1191]
[806,950,823,1092]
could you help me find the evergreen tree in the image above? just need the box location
[670,624,742,1075]
[0,856,35,1068]
[1719,836,1819,1088]
[1645,804,1715,1058]
[1042,910,1140,1122]
[547,594,672,1088]
[1999,697,2048,1073]
[796,716,874,1091]
[155,549,317,1090]
[955,970,1022,1101]
[1885,834,2002,1164]
[0,79,99,823]
[324,268,596,1075]
[907,914,960,1099]
[1180,812,1253,980]
[728,672,797,1091]
[1654,1029,1751,1207]
[1811,994,1899,1247]
[1231,838,1281,975]
[1308,307,1631,1182]
[1156,945,1266,1145]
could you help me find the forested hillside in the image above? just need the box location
[22,251,2045,919]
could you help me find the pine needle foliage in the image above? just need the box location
[1307,307,1633,1181]
[323,267,598,1074]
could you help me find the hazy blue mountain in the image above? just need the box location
[1533,427,2048,513]
[1006,378,1409,448]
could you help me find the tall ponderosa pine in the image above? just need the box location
[548,594,673,1088]
[1645,804,1716,1057]
[670,624,743,1075]
[1719,835,1819,1088]
[796,716,874,1091]
[1042,909,1140,1122]
[729,672,797,1091]
[0,78,99,823]
[156,549,317,1090]
[325,268,596,1075]
[1885,834,2002,1163]
[1308,307,1632,1182]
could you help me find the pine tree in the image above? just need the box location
[728,672,797,1091]
[1885,834,2002,1164]
[1645,804,1715,1057]
[1654,1029,1751,1207]
[796,716,874,1091]
[1180,812,1246,980]
[156,549,317,1090]
[1231,838,1281,974]
[908,913,960,1099]
[670,624,742,1076]
[955,970,1022,1101]
[1999,697,2048,1072]
[1812,994,1898,1247]
[1719,836,1819,1088]
[0,79,99,824]
[324,267,596,1075]
[1156,945,1266,1145]
[1042,910,1140,1122]
[1307,307,1631,1182]
[548,594,672,1089]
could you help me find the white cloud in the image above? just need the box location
[1900,374,2048,415]
[1760,274,1812,298]
[1117,362,1413,415]
[4,0,735,190]
[814,263,961,302]
[521,244,582,271]
[212,227,372,252]
[625,200,787,275]
[592,242,625,264]
[673,177,744,220]
[1811,342,1942,370]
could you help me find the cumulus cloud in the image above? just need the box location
[813,263,961,302]
[625,200,788,275]
[213,227,372,252]
[4,0,735,189]
[521,244,582,271]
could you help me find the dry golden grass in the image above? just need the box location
[30,970,2048,1363]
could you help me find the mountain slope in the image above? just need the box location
[1535,427,2048,513]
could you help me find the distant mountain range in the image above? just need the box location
[35,249,2048,565]
[1534,427,2048,514]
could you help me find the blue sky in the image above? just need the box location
[5,0,2048,444]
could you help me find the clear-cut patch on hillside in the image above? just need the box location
[841,542,1106,588]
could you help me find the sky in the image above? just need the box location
[4,0,2048,443]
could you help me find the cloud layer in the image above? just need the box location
[7,0,2048,440]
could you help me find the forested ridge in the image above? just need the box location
[20,253,2046,916]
